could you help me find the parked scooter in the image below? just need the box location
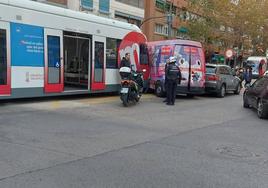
[119,67,146,107]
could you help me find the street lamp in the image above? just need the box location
[167,0,174,39]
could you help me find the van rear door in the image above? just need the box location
[174,45,205,94]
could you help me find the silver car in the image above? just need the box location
[205,64,241,97]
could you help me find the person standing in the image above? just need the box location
[165,56,181,105]
[244,66,252,87]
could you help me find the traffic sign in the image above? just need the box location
[225,49,234,58]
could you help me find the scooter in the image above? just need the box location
[119,67,146,107]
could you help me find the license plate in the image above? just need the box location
[120,88,129,93]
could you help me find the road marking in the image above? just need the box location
[77,94,156,105]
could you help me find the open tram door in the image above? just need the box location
[118,31,149,82]
[0,21,11,96]
[44,29,64,93]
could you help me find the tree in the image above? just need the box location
[187,0,268,57]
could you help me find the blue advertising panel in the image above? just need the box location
[11,23,44,67]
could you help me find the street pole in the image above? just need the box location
[167,0,173,39]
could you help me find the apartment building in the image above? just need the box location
[142,0,188,42]
[33,0,144,27]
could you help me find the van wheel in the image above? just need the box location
[155,82,165,98]
[217,85,226,98]
[257,99,268,119]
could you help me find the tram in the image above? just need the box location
[0,0,148,99]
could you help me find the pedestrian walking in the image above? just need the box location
[236,67,244,88]
[165,56,181,105]
[244,66,252,87]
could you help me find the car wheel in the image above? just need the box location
[234,84,241,95]
[243,94,250,108]
[155,82,165,98]
[217,85,226,98]
[257,99,268,119]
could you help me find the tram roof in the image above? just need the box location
[0,0,141,32]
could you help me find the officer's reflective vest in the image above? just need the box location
[166,63,180,81]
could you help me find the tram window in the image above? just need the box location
[94,42,104,82]
[0,29,7,85]
[140,44,148,65]
[106,38,121,68]
[47,36,60,84]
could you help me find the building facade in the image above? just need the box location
[142,0,187,42]
[33,0,144,27]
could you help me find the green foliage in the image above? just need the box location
[187,0,268,56]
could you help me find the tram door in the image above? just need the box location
[0,21,11,96]
[91,36,106,91]
[44,29,64,93]
[63,32,90,91]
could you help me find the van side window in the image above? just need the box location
[140,44,148,65]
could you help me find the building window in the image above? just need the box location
[115,14,142,27]
[154,24,168,36]
[99,0,110,13]
[115,0,144,9]
[106,38,121,69]
[163,26,168,35]
[155,0,165,11]
[155,24,163,34]
[81,0,93,10]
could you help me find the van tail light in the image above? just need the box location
[207,75,219,81]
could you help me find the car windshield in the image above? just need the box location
[206,66,216,74]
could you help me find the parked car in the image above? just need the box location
[205,64,241,97]
[243,76,268,119]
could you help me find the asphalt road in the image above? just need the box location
[0,92,267,188]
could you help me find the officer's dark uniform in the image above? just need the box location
[165,61,181,105]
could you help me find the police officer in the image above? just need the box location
[165,56,181,105]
